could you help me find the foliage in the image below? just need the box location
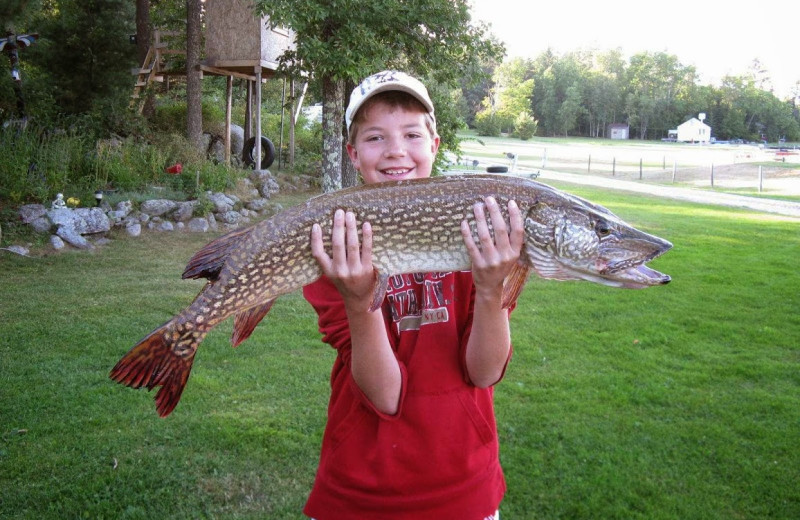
[0,119,242,205]
[473,109,501,137]
[513,111,537,140]
[255,0,504,189]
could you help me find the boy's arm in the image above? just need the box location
[461,197,524,388]
[311,210,402,415]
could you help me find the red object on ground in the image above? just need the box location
[165,163,183,174]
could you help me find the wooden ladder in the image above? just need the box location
[130,30,184,113]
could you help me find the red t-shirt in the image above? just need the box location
[302,271,509,520]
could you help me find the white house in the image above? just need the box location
[672,116,711,143]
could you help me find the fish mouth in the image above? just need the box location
[600,241,672,289]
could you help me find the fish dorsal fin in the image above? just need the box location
[368,272,390,313]
[501,263,531,309]
[232,300,276,347]
[182,226,256,281]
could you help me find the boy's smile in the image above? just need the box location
[347,103,440,184]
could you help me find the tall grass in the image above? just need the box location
[1,187,798,519]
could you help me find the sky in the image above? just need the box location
[469,0,799,99]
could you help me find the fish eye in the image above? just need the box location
[595,221,611,236]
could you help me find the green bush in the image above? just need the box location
[514,111,538,140]
[474,110,502,137]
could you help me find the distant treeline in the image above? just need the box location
[460,51,800,142]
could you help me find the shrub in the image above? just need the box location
[475,110,501,137]
[514,111,538,140]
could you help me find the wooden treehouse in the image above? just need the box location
[131,0,296,167]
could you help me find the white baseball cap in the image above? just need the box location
[345,70,435,132]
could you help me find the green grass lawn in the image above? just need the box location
[1,187,798,519]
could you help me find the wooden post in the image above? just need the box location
[663,155,666,169]
[758,165,763,192]
[639,158,643,179]
[711,163,714,187]
[672,161,676,183]
[254,66,262,170]
[612,157,616,176]
[542,148,547,168]
[244,81,252,144]
[588,154,591,173]
[224,75,232,166]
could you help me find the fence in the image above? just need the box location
[458,145,800,196]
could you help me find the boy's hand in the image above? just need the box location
[460,197,524,300]
[311,209,376,308]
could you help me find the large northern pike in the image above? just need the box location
[110,174,672,416]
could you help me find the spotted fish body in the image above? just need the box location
[110,174,672,416]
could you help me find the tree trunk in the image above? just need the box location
[321,75,344,192]
[185,0,203,149]
[342,78,358,187]
[135,0,151,65]
[135,0,155,117]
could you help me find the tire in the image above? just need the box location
[243,136,276,169]
[486,165,508,173]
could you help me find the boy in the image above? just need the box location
[303,70,523,519]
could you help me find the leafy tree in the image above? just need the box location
[254,0,502,191]
[28,0,137,118]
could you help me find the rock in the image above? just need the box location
[140,199,178,217]
[30,216,52,233]
[48,208,78,229]
[207,213,218,231]
[246,198,270,212]
[94,237,112,247]
[126,223,142,237]
[187,217,210,232]
[230,124,245,156]
[251,170,280,198]
[156,221,174,232]
[208,137,225,163]
[19,204,47,224]
[220,211,242,225]
[73,208,111,234]
[171,201,197,222]
[176,222,185,230]
[2,245,30,256]
[57,226,92,250]
[50,235,65,250]
[207,192,235,213]
[115,200,133,214]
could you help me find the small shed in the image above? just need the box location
[608,123,629,140]
[673,116,711,143]
[202,0,296,167]
[203,0,294,79]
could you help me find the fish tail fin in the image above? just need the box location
[109,319,205,417]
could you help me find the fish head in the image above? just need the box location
[522,196,672,289]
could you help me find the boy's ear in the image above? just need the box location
[431,136,441,155]
[346,143,360,170]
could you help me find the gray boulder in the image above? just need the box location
[19,204,47,224]
[140,199,178,217]
[57,226,92,249]
[73,208,111,234]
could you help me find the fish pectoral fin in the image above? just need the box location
[502,262,531,309]
[182,225,256,281]
[232,300,276,347]
[368,272,390,313]
[109,319,202,417]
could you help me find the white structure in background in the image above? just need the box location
[671,113,712,143]
[608,123,629,140]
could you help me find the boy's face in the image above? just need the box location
[346,102,440,185]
